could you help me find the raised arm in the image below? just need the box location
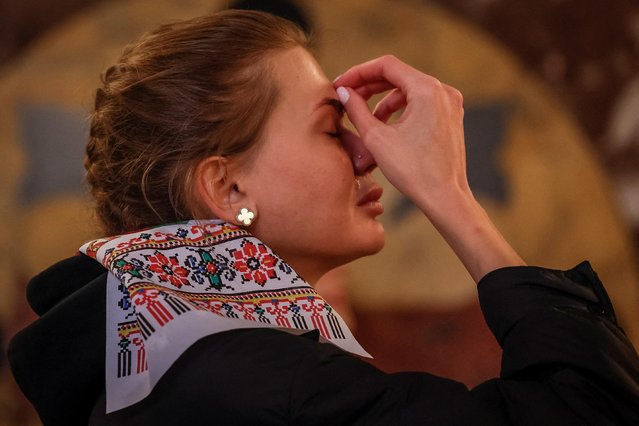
[333,55,525,282]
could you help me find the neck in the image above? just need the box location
[280,255,343,286]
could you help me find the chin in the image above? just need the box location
[318,223,386,269]
[367,234,386,255]
[354,223,386,258]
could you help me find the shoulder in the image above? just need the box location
[27,254,107,315]
[98,328,330,425]
[10,254,108,426]
[97,329,500,426]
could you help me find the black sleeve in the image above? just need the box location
[477,261,639,424]
[289,262,639,425]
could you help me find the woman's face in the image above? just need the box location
[239,47,385,283]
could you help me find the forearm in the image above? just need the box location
[415,187,526,283]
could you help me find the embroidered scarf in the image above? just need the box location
[79,220,369,413]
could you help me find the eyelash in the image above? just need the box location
[327,131,342,139]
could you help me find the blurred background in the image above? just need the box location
[1,0,639,423]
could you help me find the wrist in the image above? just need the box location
[413,183,478,225]
[414,185,525,283]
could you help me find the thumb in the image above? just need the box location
[336,86,381,139]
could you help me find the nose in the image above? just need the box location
[341,129,377,175]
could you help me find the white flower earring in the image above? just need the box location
[236,207,256,226]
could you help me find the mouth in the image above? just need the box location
[356,183,384,217]
[357,185,384,206]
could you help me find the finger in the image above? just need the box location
[334,55,421,95]
[442,83,464,109]
[336,86,382,141]
[373,88,407,123]
[354,81,395,100]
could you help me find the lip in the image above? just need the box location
[357,184,384,206]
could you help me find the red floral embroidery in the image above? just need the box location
[233,241,277,286]
[146,251,189,288]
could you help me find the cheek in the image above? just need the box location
[305,151,354,204]
[261,165,353,234]
[248,132,354,217]
[267,164,349,209]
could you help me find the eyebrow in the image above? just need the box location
[314,97,344,117]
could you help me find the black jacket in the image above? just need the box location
[8,255,639,425]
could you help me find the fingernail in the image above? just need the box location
[336,86,350,104]
[332,74,342,83]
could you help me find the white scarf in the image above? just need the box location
[80,220,369,413]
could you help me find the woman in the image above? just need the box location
[8,9,639,425]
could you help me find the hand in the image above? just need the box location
[333,55,470,215]
[334,55,525,282]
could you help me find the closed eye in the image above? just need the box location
[327,131,342,139]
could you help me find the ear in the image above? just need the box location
[194,156,253,224]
